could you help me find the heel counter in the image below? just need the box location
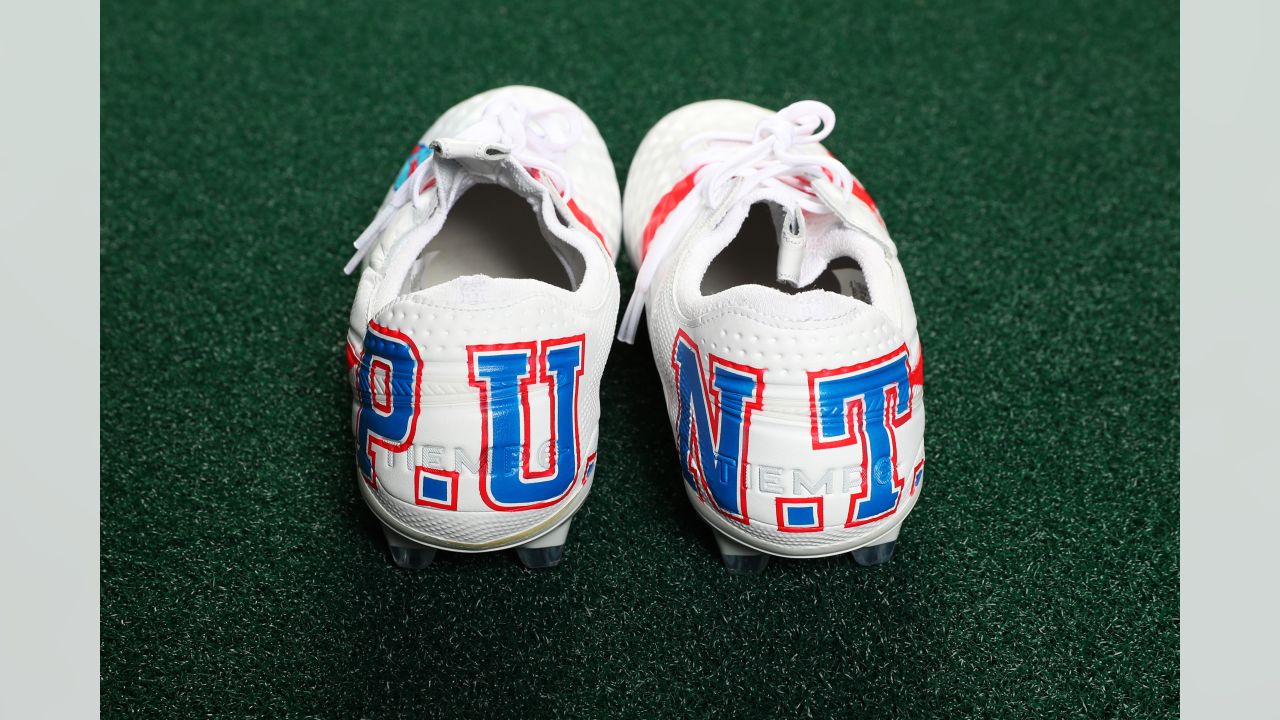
[347,291,608,550]
[659,304,925,555]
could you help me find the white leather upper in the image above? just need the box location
[346,87,620,551]
[623,100,926,557]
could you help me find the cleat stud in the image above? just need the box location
[712,529,769,575]
[850,524,902,567]
[722,553,770,575]
[515,545,564,569]
[515,517,573,570]
[382,525,437,569]
[850,540,896,567]
[389,544,437,569]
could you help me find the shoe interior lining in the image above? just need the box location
[699,203,871,301]
[403,184,581,293]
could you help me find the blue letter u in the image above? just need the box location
[469,337,585,510]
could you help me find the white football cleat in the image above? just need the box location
[619,100,925,573]
[343,86,620,569]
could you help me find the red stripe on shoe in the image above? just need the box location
[529,167,609,255]
[851,179,879,219]
[641,168,701,260]
[909,348,924,387]
[566,197,608,254]
[823,157,883,223]
[640,160,883,261]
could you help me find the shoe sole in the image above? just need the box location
[358,476,587,570]
[711,520,906,575]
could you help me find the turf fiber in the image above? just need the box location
[101,1,1179,717]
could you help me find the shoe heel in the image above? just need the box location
[382,524,438,569]
[515,517,573,569]
[713,529,770,575]
[849,523,901,567]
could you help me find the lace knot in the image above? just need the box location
[618,101,866,344]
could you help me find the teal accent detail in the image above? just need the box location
[392,144,433,191]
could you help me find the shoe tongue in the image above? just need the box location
[775,204,806,286]
[720,184,868,291]
[423,137,552,229]
[721,186,813,288]
[432,138,509,174]
[430,108,542,180]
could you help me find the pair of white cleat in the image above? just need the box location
[344,86,925,574]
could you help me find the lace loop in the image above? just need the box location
[680,100,853,214]
[617,101,860,343]
[482,98,583,199]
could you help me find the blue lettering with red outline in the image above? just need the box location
[807,344,915,526]
[355,322,424,489]
[670,330,765,524]
[468,336,586,511]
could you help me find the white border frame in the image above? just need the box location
[0,1,101,716]
[1182,1,1280,716]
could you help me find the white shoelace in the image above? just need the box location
[617,101,858,343]
[344,98,585,275]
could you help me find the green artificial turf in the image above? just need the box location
[101,0,1178,716]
